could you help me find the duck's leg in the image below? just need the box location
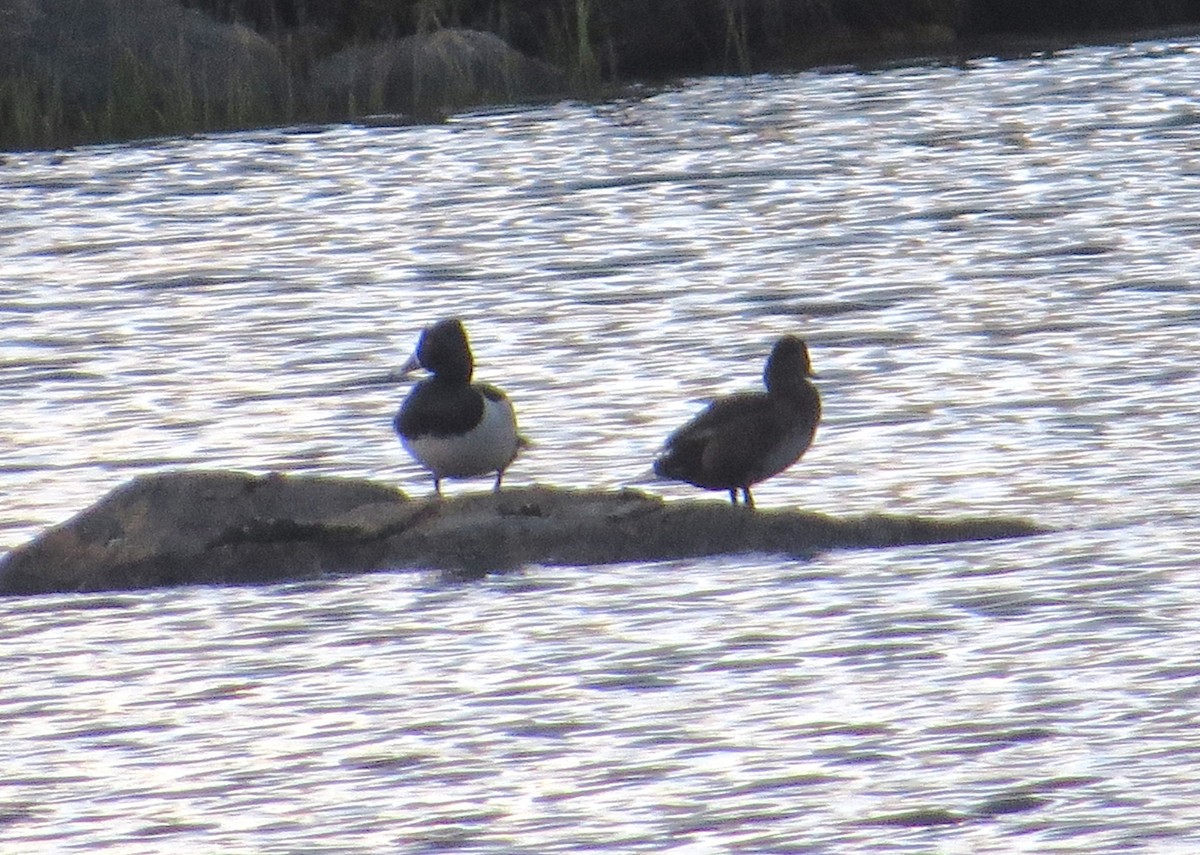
[433,476,442,496]
[742,487,755,509]
[728,488,738,505]
[493,469,504,492]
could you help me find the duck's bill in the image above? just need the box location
[383,352,422,382]
[398,352,422,376]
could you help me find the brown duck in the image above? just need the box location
[653,335,821,508]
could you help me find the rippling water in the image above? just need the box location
[4,35,1200,852]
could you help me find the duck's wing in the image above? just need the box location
[662,392,769,447]
[655,393,774,486]
[475,382,511,403]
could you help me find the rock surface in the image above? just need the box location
[0,470,1048,596]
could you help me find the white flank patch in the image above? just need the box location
[402,395,521,480]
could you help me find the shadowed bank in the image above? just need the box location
[0,470,1049,596]
[4,0,1200,150]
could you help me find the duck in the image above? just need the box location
[652,335,821,508]
[394,319,526,495]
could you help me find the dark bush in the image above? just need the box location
[960,0,1200,35]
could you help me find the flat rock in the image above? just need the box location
[0,470,1049,596]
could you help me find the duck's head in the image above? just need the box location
[401,318,474,382]
[764,335,815,392]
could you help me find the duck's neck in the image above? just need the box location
[765,364,811,399]
[431,368,472,386]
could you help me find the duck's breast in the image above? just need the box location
[402,386,520,478]
[742,393,819,482]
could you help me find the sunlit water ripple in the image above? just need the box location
[2,35,1200,853]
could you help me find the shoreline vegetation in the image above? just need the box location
[3,1,1200,151]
